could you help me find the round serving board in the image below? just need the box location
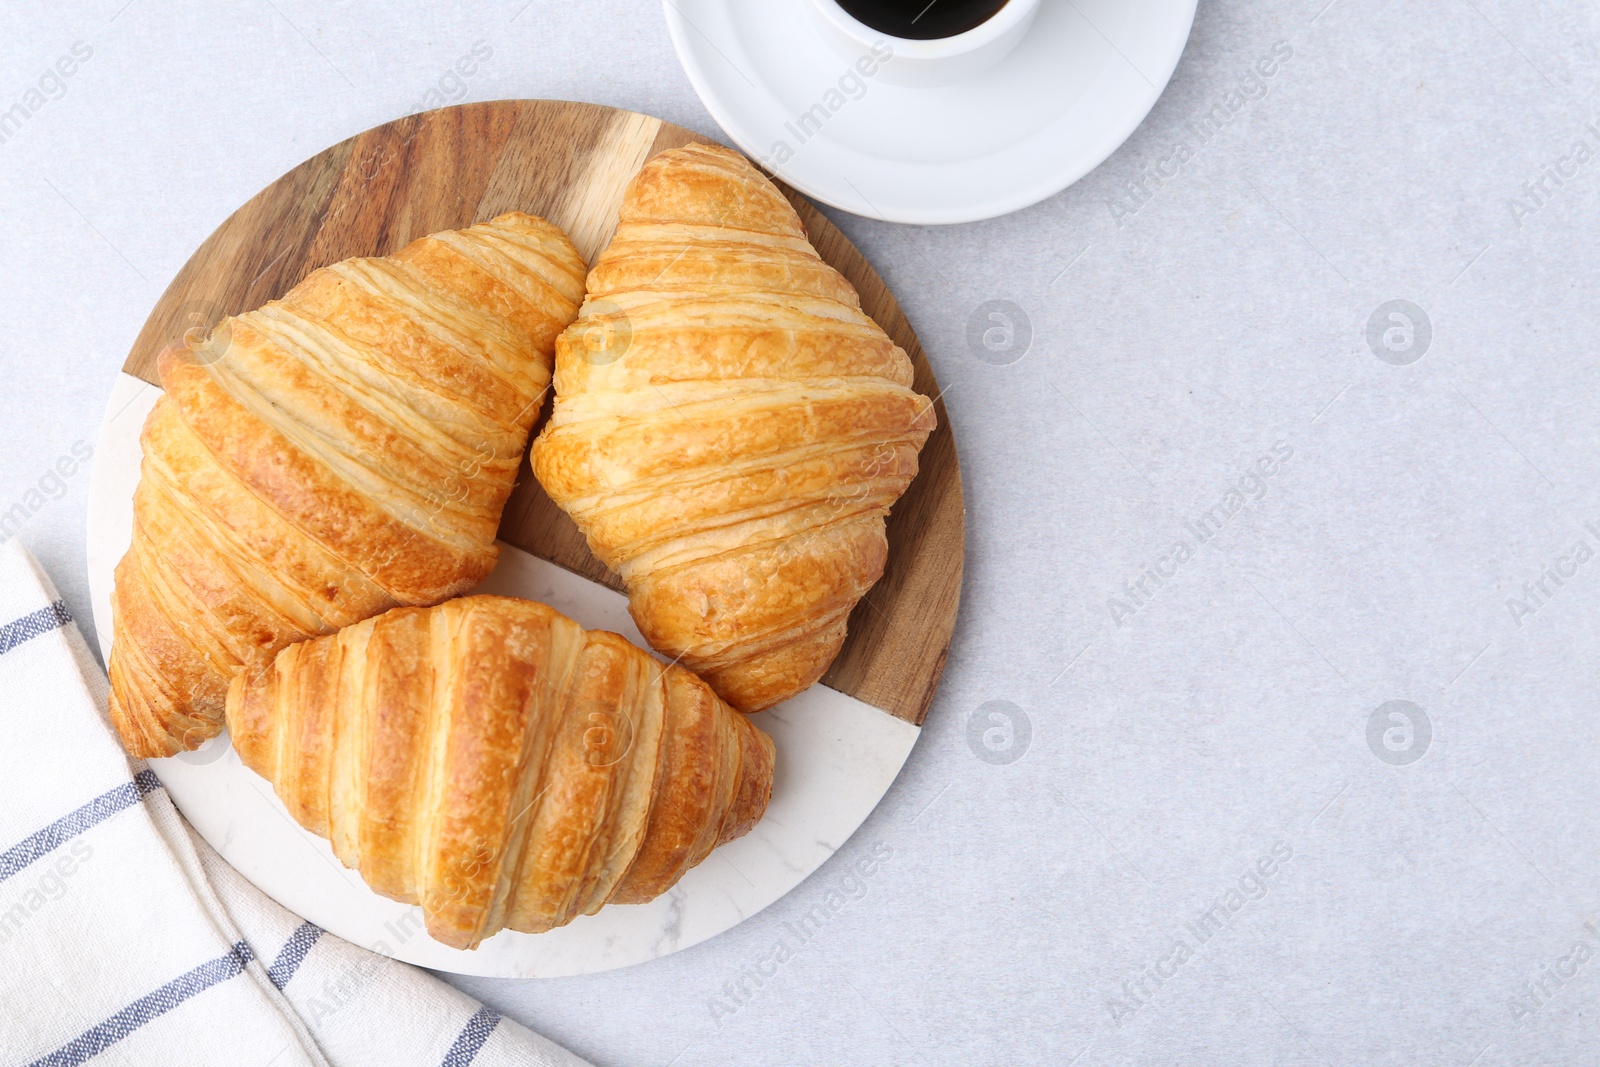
[86,101,963,978]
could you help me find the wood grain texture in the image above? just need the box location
[121,100,963,726]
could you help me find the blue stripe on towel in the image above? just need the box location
[0,601,72,656]
[27,942,255,1067]
[0,771,163,884]
[440,1006,501,1066]
[267,921,323,991]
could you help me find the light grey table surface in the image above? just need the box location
[5,1,1600,1064]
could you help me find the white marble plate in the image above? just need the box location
[85,372,921,978]
[663,0,1198,224]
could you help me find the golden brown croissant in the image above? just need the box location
[111,212,586,758]
[225,594,774,949]
[532,145,936,713]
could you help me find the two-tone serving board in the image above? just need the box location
[89,100,963,976]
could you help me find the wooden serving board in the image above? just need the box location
[122,100,963,727]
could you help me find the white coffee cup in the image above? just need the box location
[806,0,1042,88]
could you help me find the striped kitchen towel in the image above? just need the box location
[0,539,591,1067]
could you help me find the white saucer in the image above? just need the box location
[663,0,1197,224]
[85,373,921,978]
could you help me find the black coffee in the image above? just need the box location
[835,0,1011,41]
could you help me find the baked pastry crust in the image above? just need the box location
[110,212,586,757]
[533,145,936,712]
[226,595,774,949]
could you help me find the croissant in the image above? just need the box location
[532,145,936,713]
[226,594,774,949]
[111,212,586,758]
